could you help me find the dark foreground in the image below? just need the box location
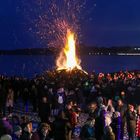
[0,69,140,140]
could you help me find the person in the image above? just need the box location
[21,121,33,140]
[64,103,73,140]
[38,96,51,122]
[0,118,12,140]
[11,115,20,128]
[136,105,140,140]
[31,123,51,140]
[64,102,73,121]
[88,102,98,119]
[0,82,7,117]
[106,99,115,117]
[53,111,72,140]
[56,88,66,112]
[126,104,136,140]
[20,116,30,131]
[6,88,14,117]
[22,88,29,112]
[70,107,80,128]
[0,84,6,117]
[111,111,121,140]
[12,125,22,140]
[104,126,115,140]
[97,97,106,117]
[116,99,127,140]
[95,109,105,140]
[80,116,95,140]
[71,107,81,139]
[30,85,38,112]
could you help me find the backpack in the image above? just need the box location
[83,125,94,138]
[58,94,63,104]
[73,126,81,138]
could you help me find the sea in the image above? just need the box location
[1,55,140,78]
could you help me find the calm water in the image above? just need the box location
[1,55,140,77]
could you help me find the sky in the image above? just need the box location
[0,0,140,50]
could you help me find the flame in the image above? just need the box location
[56,29,81,70]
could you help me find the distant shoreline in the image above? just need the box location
[1,46,140,56]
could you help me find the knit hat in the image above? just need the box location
[0,134,12,140]
[13,125,22,133]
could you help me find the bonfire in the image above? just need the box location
[56,29,81,71]
[39,29,88,87]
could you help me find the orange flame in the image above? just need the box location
[56,29,81,70]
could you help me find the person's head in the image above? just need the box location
[39,123,51,136]
[32,85,35,89]
[57,87,64,94]
[97,97,103,105]
[73,101,77,107]
[121,91,125,96]
[42,97,47,103]
[90,102,97,110]
[0,84,2,89]
[23,122,32,133]
[8,88,12,93]
[44,85,48,90]
[48,88,53,93]
[20,116,29,124]
[117,99,123,106]
[107,99,113,106]
[24,88,28,92]
[137,105,140,115]
[128,104,134,112]
[66,103,72,110]
[12,115,19,125]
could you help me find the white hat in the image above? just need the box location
[0,135,12,140]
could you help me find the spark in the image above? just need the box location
[18,0,96,48]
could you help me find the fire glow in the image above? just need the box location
[56,29,81,70]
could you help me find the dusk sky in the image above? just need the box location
[0,0,140,50]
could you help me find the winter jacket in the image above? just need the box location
[136,114,140,137]
[126,110,136,137]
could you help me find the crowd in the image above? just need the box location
[0,70,140,140]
